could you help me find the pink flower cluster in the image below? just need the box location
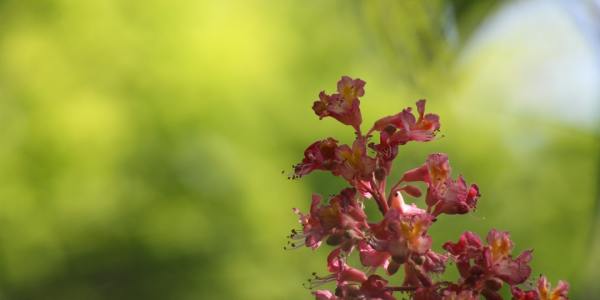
[287,76,569,300]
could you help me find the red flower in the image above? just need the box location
[511,276,569,300]
[313,290,338,300]
[443,230,532,296]
[511,288,539,300]
[374,209,434,259]
[442,231,483,279]
[308,248,369,297]
[335,137,377,198]
[312,76,365,132]
[358,240,390,270]
[537,277,569,300]
[294,138,340,177]
[389,190,426,216]
[400,249,447,289]
[422,250,448,274]
[369,100,440,174]
[291,188,367,249]
[313,274,395,300]
[485,230,532,285]
[366,207,447,288]
[326,248,369,283]
[294,137,376,198]
[292,194,327,249]
[371,99,440,144]
[336,137,376,181]
[359,275,396,300]
[401,153,480,216]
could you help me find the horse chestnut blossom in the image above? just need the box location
[287,76,569,300]
[511,276,569,300]
[312,76,365,133]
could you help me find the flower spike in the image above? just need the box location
[287,76,568,300]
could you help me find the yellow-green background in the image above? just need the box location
[0,0,598,299]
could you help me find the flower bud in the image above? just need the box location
[326,234,343,246]
[484,277,503,291]
[481,288,502,300]
[387,260,401,275]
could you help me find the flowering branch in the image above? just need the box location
[288,76,569,300]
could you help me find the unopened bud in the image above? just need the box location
[375,168,386,181]
[484,277,503,291]
[326,234,343,246]
[481,288,502,300]
[387,260,401,275]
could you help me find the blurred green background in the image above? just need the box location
[0,0,598,299]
